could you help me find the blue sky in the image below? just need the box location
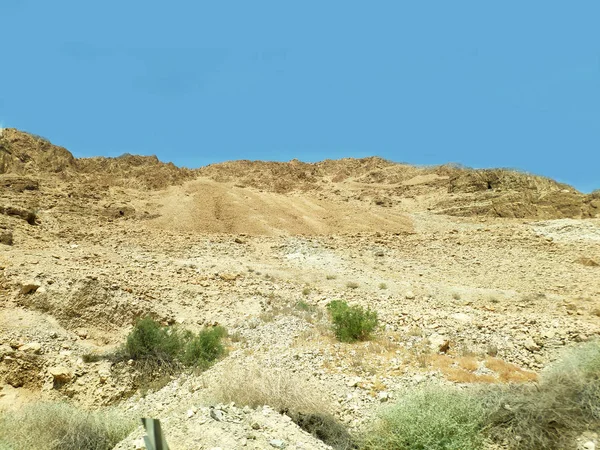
[1,1,598,192]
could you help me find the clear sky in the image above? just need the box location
[1,1,598,192]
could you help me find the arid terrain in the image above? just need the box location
[1,128,599,449]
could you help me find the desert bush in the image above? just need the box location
[0,402,135,450]
[119,317,226,383]
[125,317,184,363]
[327,300,378,342]
[181,326,226,368]
[360,387,487,450]
[485,340,600,449]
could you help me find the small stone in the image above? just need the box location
[347,377,362,388]
[428,334,450,353]
[20,281,41,295]
[405,291,416,300]
[251,422,261,430]
[98,369,110,383]
[0,344,15,358]
[19,342,42,354]
[583,442,596,450]
[187,409,196,418]
[269,439,286,449]
[76,329,89,339]
[524,337,540,352]
[49,366,72,384]
[378,391,390,402]
[210,408,224,421]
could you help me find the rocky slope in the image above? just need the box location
[1,128,599,449]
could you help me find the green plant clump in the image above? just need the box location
[361,388,487,450]
[124,317,226,371]
[327,300,378,343]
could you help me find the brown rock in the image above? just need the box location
[0,230,12,245]
[576,257,599,267]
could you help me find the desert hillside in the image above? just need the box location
[1,128,599,449]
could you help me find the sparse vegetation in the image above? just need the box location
[378,283,387,290]
[327,300,378,343]
[0,402,135,450]
[212,364,353,449]
[326,274,338,280]
[346,281,359,289]
[302,287,311,296]
[295,300,314,312]
[361,340,600,450]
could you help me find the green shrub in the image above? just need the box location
[361,388,487,450]
[327,300,378,343]
[122,317,226,379]
[181,326,226,368]
[125,317,184,363]
[0,402,135,450]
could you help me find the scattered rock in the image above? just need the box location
[429,334,450,353]
[18,342,42,354]
[49,366,72,384]
[269,439,286,449]
[20,281,41,295]
[0,344,15,358]
[576,257,599,267]
[524,337,540,352]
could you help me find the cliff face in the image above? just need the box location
[0,128,76,175]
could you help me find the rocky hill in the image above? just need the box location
[1,128,599,449]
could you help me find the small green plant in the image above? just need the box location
[125,317,184,363]
[378,283,387,290]
[327,300,378,342]
[361,387,487,450]
[181,326,226,368]
[295,300,313,312]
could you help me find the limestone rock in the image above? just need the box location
[49,366,72,384]
[20,281,41,295]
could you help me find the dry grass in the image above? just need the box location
[210,362,330,415]
[484,357,538,383]
[0,402,135,450]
